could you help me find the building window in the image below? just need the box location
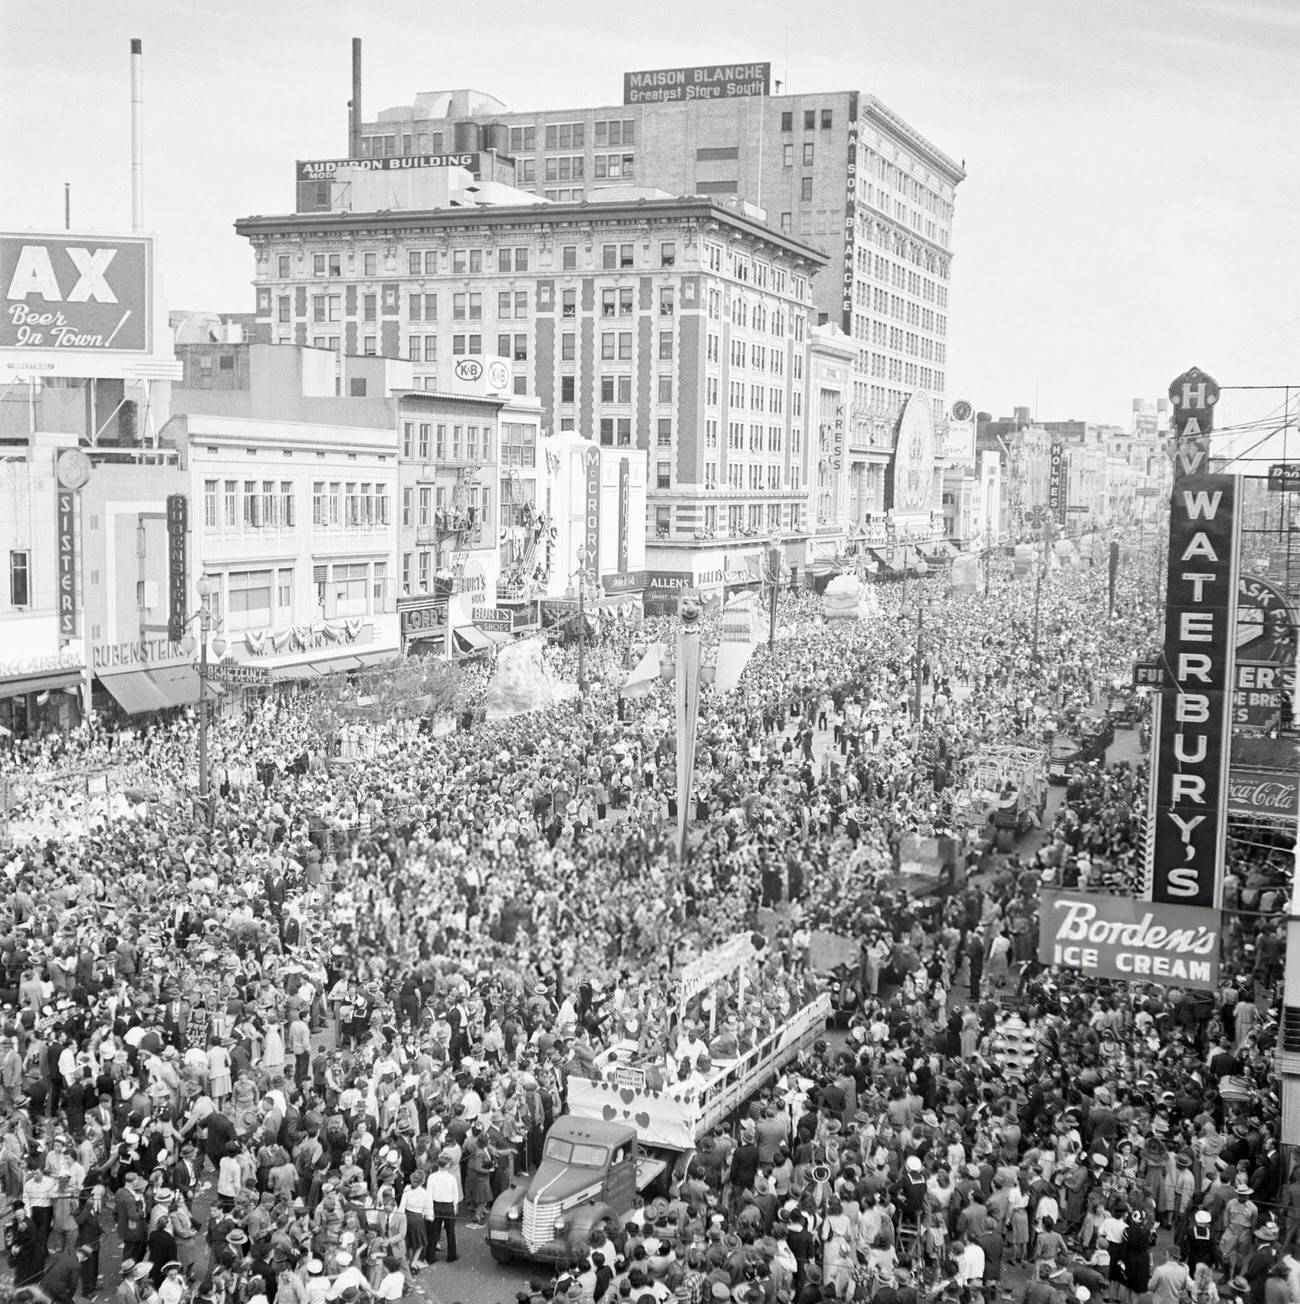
[800,177,814,202]
[780,112,793,131]
[562,245,577,270]
[804,110,816,130]
[659,331,673,361]
[227,569,273,632]
[656,462,671,490]
[659,288,675,316]
[508,125,536,153]
[277,296,290,324]
[658,375,673,403]
[657,419,672,447]
[783,143,794,168]
[363,293,377,321]
[331,563,370,618]
[277,254,291,278]
[9,550,29,606]
[418,552,431,592]
[561,333,576,361]
[280,481,295,527]
[562,289,576,318]
[202,480,218,529]
[561,375,576,402]
[803,142,815,166]
[660,242,676,267]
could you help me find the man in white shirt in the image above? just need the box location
[326,1251,372,1300]
[426,1154,459,1263]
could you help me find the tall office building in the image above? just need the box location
[358,73,964,449]
[236,193,827,590]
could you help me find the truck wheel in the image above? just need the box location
[489,1245,515,1265]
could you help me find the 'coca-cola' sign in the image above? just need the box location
[1226,768,1297,819]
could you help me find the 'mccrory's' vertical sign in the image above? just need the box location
[1150,367,1238,908]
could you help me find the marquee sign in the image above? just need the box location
[1048,441,1065,524]
[1039,890,1220,990]
[166,495,188,644]
[583,445,601,570]
[56,486,76,641]
[841,92,859,335]
[1149,463,1240,908]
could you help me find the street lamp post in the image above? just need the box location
[1032,563,1043,663]
[903,562,936,722]
[767,531,782,656]
[574,547,593,694]
[180,574,224,815]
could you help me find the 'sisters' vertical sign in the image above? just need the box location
[56,489,76,640]
[166,494,188,644]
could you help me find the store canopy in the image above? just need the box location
[0,669,82,700]
[99,664,200,714]
[453,625,494,653]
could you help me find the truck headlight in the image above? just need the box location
[506,1207,520,1221]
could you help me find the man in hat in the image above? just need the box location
[40,1242,90,1304]
[1244,1224,1282,1304]
[1149,1248,1190,1304]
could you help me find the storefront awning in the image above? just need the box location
[0,670,82,700]
[453,625,494,652]
[99,665,200,715]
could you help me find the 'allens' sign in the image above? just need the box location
[1,235,151,353]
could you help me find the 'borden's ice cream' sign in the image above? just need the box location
[1037,891,1220,991]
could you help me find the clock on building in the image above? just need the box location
[951,399,972,423]
[56,448,92,491]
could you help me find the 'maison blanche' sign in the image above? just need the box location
[623,63,770,104]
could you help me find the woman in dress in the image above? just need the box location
[1120,1210,1154,1302]
[206,1039,232,1112]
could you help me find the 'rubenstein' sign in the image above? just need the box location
[1038,890,1220,990]
[623,63,770,104]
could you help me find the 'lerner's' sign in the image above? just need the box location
[1038,890,1220,990]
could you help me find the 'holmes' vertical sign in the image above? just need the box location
[1149,367,1238,908]
[166,494,188,643]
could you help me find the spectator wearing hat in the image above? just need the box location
[1222,1181,1260,1277]
[1245,1224,1282,1304]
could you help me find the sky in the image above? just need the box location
[3,0,1299,445]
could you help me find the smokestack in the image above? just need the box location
[130,38,144,231]
[350,38,362,157]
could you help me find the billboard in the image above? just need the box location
[1149,471,1240,907]
[1232,573,1295,730]
[1038,890,1221,991]
[623,62,770,104]
[2,234,150,355]
[1227,768,1297,821]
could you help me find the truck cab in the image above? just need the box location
[486,1117,656,1264]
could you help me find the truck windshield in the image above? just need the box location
[543,1138,610,1167]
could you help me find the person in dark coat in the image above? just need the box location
[10,1212,47,1287]
[40,1244,86,1304]
[1121,1210,1154,1296]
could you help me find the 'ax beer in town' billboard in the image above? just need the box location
[1,234,151,356]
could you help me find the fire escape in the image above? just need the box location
[435,464,483,591]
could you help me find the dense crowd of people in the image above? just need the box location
[0,558,1290,1304]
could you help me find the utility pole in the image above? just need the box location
[1032,565,1043,663]
[768,542,781,655]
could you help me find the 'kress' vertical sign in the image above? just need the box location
[56,489,76,640]
[166,494,188,643]
[1150,366,1237,908]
